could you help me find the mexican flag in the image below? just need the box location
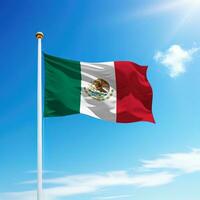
[44,54,155,123]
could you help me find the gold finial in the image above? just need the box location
[36,32,44,39]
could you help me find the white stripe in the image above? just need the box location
[80,62,116,121]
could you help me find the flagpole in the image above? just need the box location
[36,32,44,200]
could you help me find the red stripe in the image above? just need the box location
[114,61,155,123]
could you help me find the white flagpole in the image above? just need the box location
[36,32,44,200]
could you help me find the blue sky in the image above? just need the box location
[0,0,200,199]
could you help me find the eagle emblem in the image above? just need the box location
[84,78,113,101]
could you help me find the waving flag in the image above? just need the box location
[44,53,155,123]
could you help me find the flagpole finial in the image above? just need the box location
[36,32,44,39]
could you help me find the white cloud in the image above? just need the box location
[135,0,189,16]
[112,0,200,25]
[2,149,200,200]
[142,149,200,173]
[132,0,200,17]
[154,44,199,77]
[0,171,175,200]
[21,170,174,187]
[45,171,174,187]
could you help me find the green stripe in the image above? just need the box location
[44,54,81,117]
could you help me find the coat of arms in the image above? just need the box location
[84,78,113,101]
